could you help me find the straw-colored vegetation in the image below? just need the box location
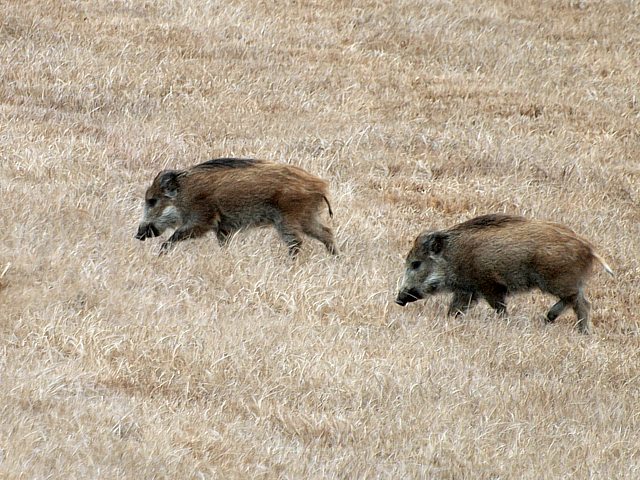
[1,0,639,477]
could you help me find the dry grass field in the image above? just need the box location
[1,0,639,478]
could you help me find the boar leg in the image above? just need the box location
[547,291,592,333]
[573,290,592,334]
[275,221,303,257]
[546,299,569,323]
[216,228,232,247]
[213,216,235,247]
[447,292,478,316]
[302,219,338,255]
[483,285,508,315]
[160,224,210,254]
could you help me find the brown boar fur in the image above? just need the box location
[396,214,613,334]
[135,158,337,257]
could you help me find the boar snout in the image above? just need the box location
[135,223,160,241]
[395,288,423,306]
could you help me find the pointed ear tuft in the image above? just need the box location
[158,170,183,198]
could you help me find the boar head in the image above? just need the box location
[135,170,184,240]
[396,231,449,306]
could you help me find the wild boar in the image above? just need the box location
[395,214,613,334]
[135,158,337,257]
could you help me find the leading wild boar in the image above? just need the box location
[135,158,337,257]
[396,214,613,334]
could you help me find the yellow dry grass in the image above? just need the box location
[1,0,639,478]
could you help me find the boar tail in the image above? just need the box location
[593,252,614,277]
[323,195,334,218]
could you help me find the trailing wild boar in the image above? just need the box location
[135,158,337,256]
[395,214,613,334]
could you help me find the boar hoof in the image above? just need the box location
[159,242,172,255]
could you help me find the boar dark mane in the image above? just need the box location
[449,214,526,233]
[194,158,263,170]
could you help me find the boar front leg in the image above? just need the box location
[160,223,210,254]
[447,291,478,316]
[216,229,231,246]
[483,284,508,315]
[214,219,235,247]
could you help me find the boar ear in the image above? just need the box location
[422,232,448,256]
[158,170,184,198]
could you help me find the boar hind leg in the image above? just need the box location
[302,219,338,255]
[548,291,592,333]
[275,221,304,257]
[160,224,210,254]
[447,292,478,316]
[573,290,592,334]
[546,299,569,323]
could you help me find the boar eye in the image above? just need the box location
[146,198,158,208]
[411,261,422,270]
